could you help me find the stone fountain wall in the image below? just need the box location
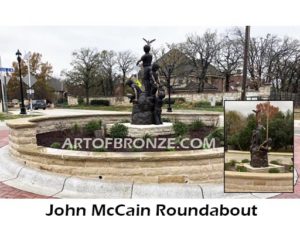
[6,112,223,184]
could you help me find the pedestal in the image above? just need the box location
[106,122,174,137]
[240,163,285,173]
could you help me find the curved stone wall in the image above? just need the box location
[6,112,223,184]
[225,171,293,192]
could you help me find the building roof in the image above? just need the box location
[47,78,64,92]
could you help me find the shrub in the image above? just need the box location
[163,98,175,105]
[216,101,223,106]
[143,133,153,140]
[90,99,110,106]
[71,123,80,134]
[189,119,204,131]
[57,98,66,104]
[162,117,171,122]
[269,168,280,173]
[78,97,84,105]
[67,144,78,150]
[229,159,237,167]
[270,160,280,165]
[172,121,188,136]
[50,142,61,148]
[227,134,239,149]
[241,159,250,163]
[224,162,232,171]
[206,127,224,144]
[85,120,102,136]
[174,97,186,104]
[236,165,247,172]
[110,123,128,138]
[193,101,211,107]
[288,165,294,172]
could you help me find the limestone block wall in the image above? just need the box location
[6,112,221,155]
[9,147,224,184]
[225,151,293,165]
[67,85,271,106]
[32,114,131,134]
[6,112,223,184]
[8,119,38,155]
[225,171,293,192]
[163,112,220,127]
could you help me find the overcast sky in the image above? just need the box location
[225,101,293,116]
[1,26,300,77]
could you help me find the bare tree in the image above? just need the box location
[231,27,300,93]
[116,50,137,94]
[181,30,220,92]
[215,33,243,92]
[100,50,117,96]
[63,48,101,104]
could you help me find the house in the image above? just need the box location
[152,49,244,93]
[47,77,66,102]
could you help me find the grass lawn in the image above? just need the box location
[0,113,37,121]
[167,104,224,112]
[57,104,132,111]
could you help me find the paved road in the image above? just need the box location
[8,108,223,117]
[9,108,128,116]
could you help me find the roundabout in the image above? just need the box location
[0,111,299,198]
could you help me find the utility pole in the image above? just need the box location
[241,26,250,101]
[266,101,270,140]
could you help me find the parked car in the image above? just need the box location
[27,100,47,110]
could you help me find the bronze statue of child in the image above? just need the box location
[150,63,160,96]
[154,87,165,125]
[125,79,142,103]
[136,45,153,96]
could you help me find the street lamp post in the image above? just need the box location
[24,51,32,111]
[16,50,26,114]
[166,65,172,112]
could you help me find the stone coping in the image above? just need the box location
[227,150,293,157]
[1,146,278,198]
[6,111,222,129]
[225,171,293,180]
[22,147,224,162]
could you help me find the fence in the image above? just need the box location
[269,89,300,107]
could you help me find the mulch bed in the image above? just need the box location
[36,126,220,152]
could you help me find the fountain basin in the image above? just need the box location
[6,111,223,184]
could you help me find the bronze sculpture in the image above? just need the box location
[250,109,272,167]
[127,39,165,125]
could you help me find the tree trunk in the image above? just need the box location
[109,74,114,96]
[85,88,90,105]
[197,79,205,93]
[225,73,230,92]
[122,71,126,95]
[197,70,206,93]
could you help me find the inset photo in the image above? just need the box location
[224,101,294,193]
